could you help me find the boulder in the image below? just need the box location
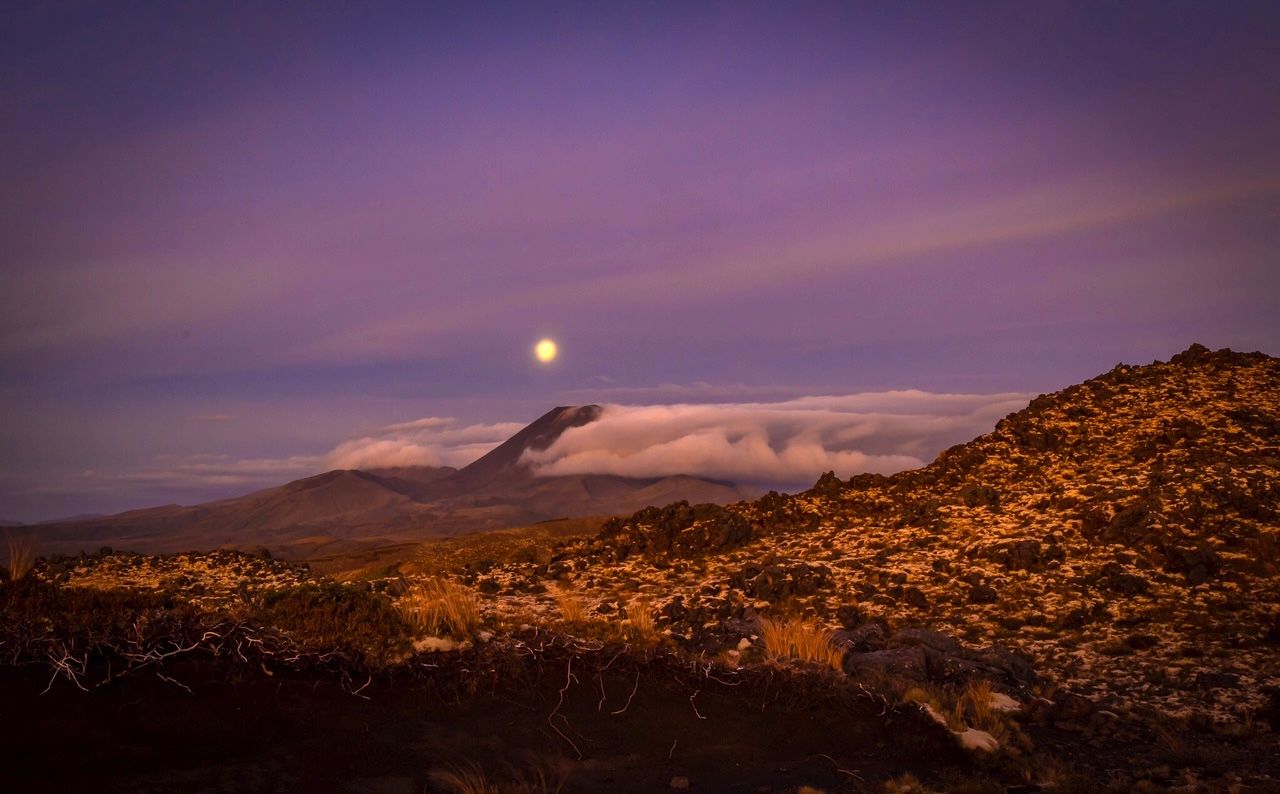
[968,584,999,604]
[842,645,928,679]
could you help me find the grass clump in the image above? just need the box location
[396,579,482,639]
[758,616,843,670]
[3,532,34,583]
[429,757,567,794]
[621,598,657,644]
[551,586,586,627]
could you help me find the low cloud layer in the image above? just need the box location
[324,419,524,470]
[520,391,1031,485]
[52,390,1030,518]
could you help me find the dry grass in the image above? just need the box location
[883,772,929,793]
[429,759,567,794]
[551,586,586,626]
[621,598,657,644]
[757,617,843,670]
[397,579,482,639]
[951,679,1029,753]
[954,679,996,730]
[4,533,34,583]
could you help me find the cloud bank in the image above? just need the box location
[323,419,524,470]
[519,391,1031,485]
[85,390,1030,507]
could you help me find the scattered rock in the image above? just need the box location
[1193,671,1241,690]
[968,584,999,604]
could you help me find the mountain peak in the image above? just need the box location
[448,405,602,489]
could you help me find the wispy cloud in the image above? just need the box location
[77,454,323,492]
[302,166,1280,362]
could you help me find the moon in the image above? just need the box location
[534,338,558,364]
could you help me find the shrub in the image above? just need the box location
[396,579,482,639]
[757,617,843,670]
[253,582,411,660]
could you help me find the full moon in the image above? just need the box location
[534,338,558,363]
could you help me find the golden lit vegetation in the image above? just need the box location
[4,532,34,583]
[621,598,657,644]
[429,759,567,794]
[757,617,843,670]
[404,517,608,579]
[551,586,586,626]
[882,772,928,793]
[396,579,482,639]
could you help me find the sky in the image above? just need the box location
[2,1,1278,521]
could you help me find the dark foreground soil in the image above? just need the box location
[0,658,969,793]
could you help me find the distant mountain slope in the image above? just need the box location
[31,406,756,557]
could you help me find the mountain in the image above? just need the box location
[30,406,756,558]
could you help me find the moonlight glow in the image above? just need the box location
[534,338,558,364]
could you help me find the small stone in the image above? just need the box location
[669,776,691,789]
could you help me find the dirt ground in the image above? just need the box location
[1,658,971,793]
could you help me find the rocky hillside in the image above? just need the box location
[479,345,1279,725]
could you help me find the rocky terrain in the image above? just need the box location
[448,344,1280,786]
[4,344,1279,792]
[508,345,1280,716]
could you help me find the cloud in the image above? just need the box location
[323,418,524,470]
[79,454,323,491]
[70,391,1029,506]
[300,167,1280,362]
[520,391,1031,485]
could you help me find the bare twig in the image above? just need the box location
[611,669,640,715]
[547,655,582,759]
[155,670,192,693]
[689,689,707,720]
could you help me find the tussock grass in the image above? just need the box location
[429,758,567,794]
[4,533,34,583]
[882,772,929,793]
[551,587,586,626]
[621,598,657,644]
[397,579,482,639]
[758,617,843,670]
[954,680,996,731]
[950,679,1030,753]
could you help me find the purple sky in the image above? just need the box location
[3,2,1279,521]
